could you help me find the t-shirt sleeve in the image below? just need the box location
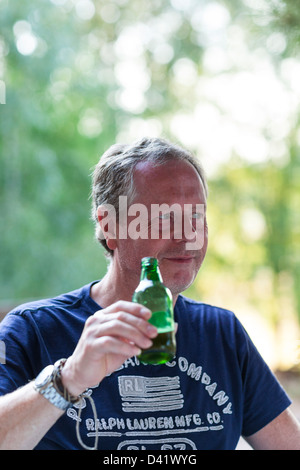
[235,318,292,437]
[0,312,42,395]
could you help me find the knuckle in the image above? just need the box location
[136,317,146,330]
[115,310,127,322]
[99,336,118,351]
[85,313,101,329]
[110,318,121,330]
[114,300,126,310]
[85,315,95,328]
[99,336,111,348]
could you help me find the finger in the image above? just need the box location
[94,335,142,358]
[86,312,155,350]
[94,310,157,338]
[102,301,152,319]
[100,319,153,348]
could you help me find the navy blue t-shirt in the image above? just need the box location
[0,282,291,450]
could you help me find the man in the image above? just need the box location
[0,137,299,450]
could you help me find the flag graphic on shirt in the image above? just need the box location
[118,375,184,413]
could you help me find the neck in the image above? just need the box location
[90,259,139,308]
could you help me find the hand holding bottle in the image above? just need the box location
[61,301,158,396]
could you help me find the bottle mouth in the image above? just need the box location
[141,257,158,267]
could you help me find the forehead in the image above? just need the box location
[132,159,206,205]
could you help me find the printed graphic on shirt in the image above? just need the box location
[118,375,184,412]
[0,340,5,364]
[66,354,233,450]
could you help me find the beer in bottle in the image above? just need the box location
[132,257,176,364]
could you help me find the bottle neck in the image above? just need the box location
[140,265,163,283]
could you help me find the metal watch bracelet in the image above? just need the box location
[34,358,82,411]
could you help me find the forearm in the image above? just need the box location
[245,407,300,450]
[0,381,64,450]
[0,302,155,450]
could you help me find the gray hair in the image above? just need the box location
[91,136,208,256]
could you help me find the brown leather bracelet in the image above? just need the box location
[53,358,83,405]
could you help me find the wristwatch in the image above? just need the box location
[34,358,81,411]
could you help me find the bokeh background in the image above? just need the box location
[1,0,299,414]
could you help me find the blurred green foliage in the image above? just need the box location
[0,0,299,350]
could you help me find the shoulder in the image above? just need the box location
[9,284,86,314]
[1,282,99,330]
[175,295,248,349]
[176,294,238,324]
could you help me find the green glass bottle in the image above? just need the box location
[132,257,176,365]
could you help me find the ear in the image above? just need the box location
[97,204,118,251]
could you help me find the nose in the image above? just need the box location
[181,209,206,251]
[170,210,197,246]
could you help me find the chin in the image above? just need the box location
[164,274,195,297]
[162,262,202,297]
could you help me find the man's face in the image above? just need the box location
[113,159,208,297]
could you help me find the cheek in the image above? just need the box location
[117,238,160,267]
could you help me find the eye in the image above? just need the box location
[191,212,203,220]
[159,212,171,220]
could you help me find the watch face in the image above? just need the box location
[35,365,55,388]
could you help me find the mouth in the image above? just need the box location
[164,257,194,264]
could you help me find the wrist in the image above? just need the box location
[60,358,86,397]
[34,359,82,411]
